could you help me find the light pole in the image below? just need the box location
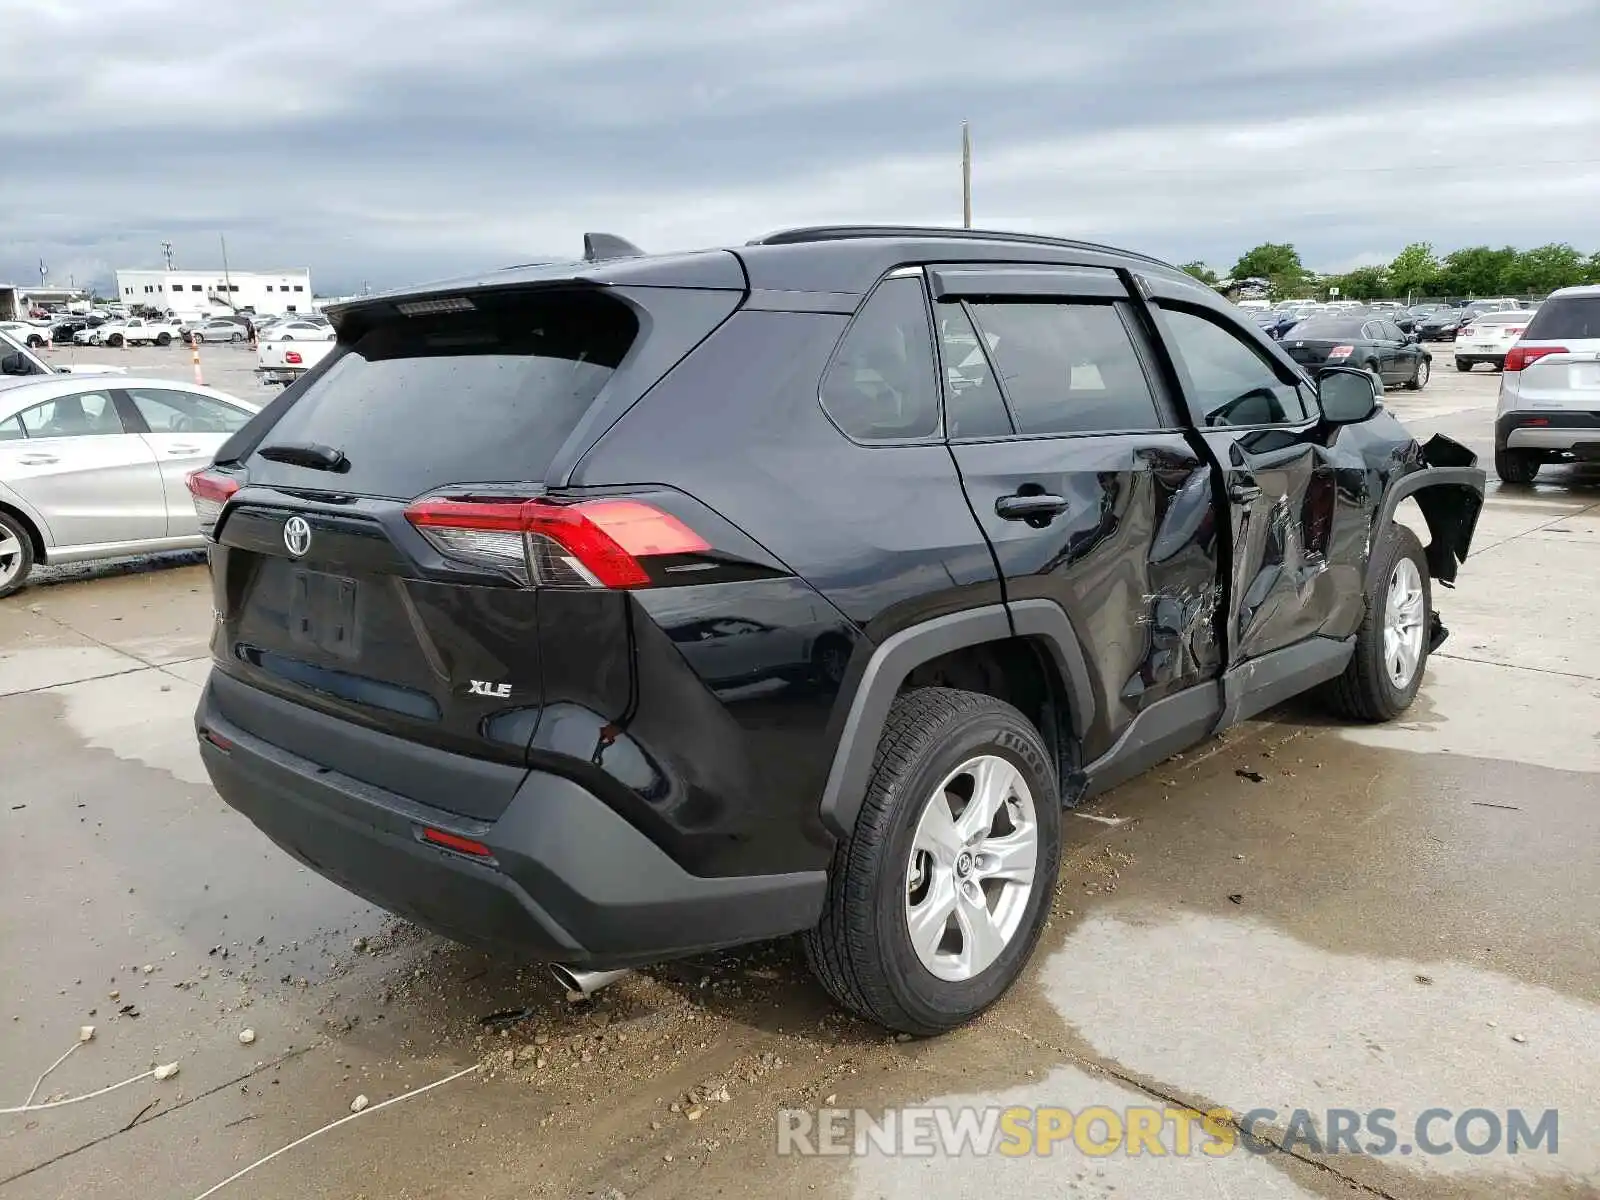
[961,122,973,229]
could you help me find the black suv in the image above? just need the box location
[191,227,1485,1035]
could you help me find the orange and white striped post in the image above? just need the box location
[191,336,205,386]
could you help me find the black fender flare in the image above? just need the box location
[817,600,1095,839]
[1366,464,1485,589]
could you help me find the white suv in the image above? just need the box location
[1495,285,1600,484]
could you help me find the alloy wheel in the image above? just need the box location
[904,754,1038,982]
[1383,558,1426,689]
[0,527,23,589]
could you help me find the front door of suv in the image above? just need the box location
[928,265,1225,767]
[1145,294,1347,672]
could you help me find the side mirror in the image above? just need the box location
[1317,366,1380,424]
[1,351,29,377]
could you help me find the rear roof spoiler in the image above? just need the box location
[584,233,646,262]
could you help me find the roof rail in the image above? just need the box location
[749,225,1177,271]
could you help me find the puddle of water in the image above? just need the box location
[52,669,208,785]
[1040,909,1600,1183]
[1340,656,1600,774]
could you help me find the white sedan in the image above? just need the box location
[1454,310,1536,372]
[0,374,261,596]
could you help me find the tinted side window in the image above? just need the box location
[15,391,126,439]
[127,388,252,434]
[820,277,940,441]
[1523,296,1600,341]
[966,302,1162,435]
[0,417,24,441]
[935,304,1012,439]
[1160,308,1310,427]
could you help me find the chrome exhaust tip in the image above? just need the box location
[549,965,631,998]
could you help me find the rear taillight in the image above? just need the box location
[1505,327,1525,336]
[186,468,240,537]
[404,496,710,589]
[1459,326,1476,338]
[1327,344,1354,359]
[285,350,303,365]
[1504,345,1568,372]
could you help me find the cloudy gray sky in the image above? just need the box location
[3,0,1598,295]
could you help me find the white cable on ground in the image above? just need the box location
[188,1063,480,1200]
[2,1066,162,1115]
[22,1041,83,1108]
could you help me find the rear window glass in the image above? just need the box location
[1468,312,1528,325]
[1522,297,1600,341]
[252,291,636,497]
[1288,319,1367,338]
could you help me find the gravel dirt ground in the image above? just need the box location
[1,340,1596,1199]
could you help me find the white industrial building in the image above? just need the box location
[114,268,313,318]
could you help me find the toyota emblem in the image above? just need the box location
[283,516,312,558]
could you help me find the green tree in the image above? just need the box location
[1436,246,1517,297]
[1326,265,1390,302]
[1585,250,1600,285]
[1386,242,1439,300]
[1504,243,1587,295]
[1180,261,1219,286]
[1230,243,1311,300]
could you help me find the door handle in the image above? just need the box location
[1228,482,1263,504]
[165,446,202,455]
[995,492,1070,522]
[19,454,59,466]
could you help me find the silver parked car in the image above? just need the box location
[0,375,261,596]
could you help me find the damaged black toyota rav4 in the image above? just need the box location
[192,228,1484,1035]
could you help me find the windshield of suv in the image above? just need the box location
[250,289,637,498]
[1522,296,1600,340]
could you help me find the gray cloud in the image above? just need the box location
[3,0,1597,295]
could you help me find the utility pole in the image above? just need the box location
[219,234,233,310]
[961,122,973,229]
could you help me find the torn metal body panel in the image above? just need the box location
[949,435,1224,766]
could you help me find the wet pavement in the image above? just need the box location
[1,362,1597,1199]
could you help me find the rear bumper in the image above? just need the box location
[196,676,826,968]
[1497,410,1600,455]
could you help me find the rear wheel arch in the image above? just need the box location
[818,602,1093,839]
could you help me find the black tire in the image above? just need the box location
[27,335,46,349]
[1494,446,1540,485]
[107,333,123,348]
[0,510,36,599]
[802,687,1062,1035]
[1454,358,1471,372]
[1325,525,1431,722]
[1404,357,1430,391]
[156,332,172,346]
[230,332,243,343]
[1366,361,1384,391]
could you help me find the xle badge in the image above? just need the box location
[468,680,512,699]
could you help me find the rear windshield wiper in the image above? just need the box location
[256,442,349,472]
